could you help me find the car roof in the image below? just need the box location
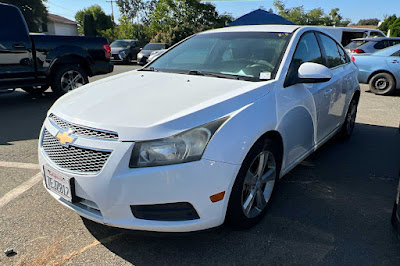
[201,25,301,34]
[351,37,400,42]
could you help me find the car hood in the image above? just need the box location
[49,71,272,141]
[139,50,153,56]
[110,47,127,53]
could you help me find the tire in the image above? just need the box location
[226,138,281,229]
[51,65,88,96]
[123,54,132,64]
[369,72,396,96]
[337,97,358,140]
[22,85,49,94]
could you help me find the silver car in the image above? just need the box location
[345,37,400,55]
[353,44,400,95]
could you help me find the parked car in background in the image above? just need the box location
[147,49,167,63]
[319,27,385,46]
[0,3,113,96]
[137,43,168,65]
[39,25,360,232]
[110,39,146,64]
[345,37,400,54]
[353,44,400,95]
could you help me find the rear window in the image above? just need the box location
[345,40,368,49]
[0,4,29,41]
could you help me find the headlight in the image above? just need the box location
[129,117,228,168]
[119,50,126,57]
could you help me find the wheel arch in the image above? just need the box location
[49,54,92,78]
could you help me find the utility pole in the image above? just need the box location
[106,0,117,23]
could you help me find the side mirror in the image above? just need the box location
[297,62,332,83]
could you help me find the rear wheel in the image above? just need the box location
[226,138,280,229]
[369,72,396,96]
[51,65,88,96]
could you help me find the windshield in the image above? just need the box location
[146,32,292,81]
[143,43,165,50]
[111,41,130,48]
[345,40,368,49]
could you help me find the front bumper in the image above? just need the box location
[38,119,240,232]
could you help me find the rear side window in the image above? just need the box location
[337,44,350,64]
[392,50,400,57]
[0,4,29,41]
[285,32,322,87]
[318,33,343,68]
[374,41,386,49]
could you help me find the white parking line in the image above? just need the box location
[0,161,39,170]
[0,172,42,209]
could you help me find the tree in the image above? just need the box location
[378,15,397,34]
[75,5,114,36]
[389,17,400,37]
[149,0,233,45]
[357,18,380,26]
[117,0,158,25]
[273,0,350,26]
[2,0,48,32]
[83,14,97,36]
[100,16,151,42]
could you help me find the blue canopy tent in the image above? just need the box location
[228,9,295,27]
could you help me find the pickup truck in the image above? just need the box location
[0,3,113,96]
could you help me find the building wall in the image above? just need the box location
[53,22,78,36]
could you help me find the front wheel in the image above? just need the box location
[369,72,396,96]
[51,65,88,96]
[337,98,358,140]
[226,139,280,229]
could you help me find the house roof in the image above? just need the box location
[347,25,378,29]
[48,14,78,25]
[228,9,295,27]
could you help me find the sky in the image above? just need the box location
[46,0,400,24]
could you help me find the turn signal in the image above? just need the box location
[210,191,225,203]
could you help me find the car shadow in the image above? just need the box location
[0,90,57,145]
[83,123,400,265]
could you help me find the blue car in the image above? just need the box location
[353,44,400,95]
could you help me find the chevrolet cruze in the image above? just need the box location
[39,25,360,232]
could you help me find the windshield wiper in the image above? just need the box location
[139,67,158,72]
[187,70,258,81]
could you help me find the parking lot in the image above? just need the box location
[0,64,399,265]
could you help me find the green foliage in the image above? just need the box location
[100,16,151,42]
[83,14,97,36]
[389,18,400,37]
[75,5,114,36]
[273,0,350,26]
[149,0,233,45]
[357,18,380,26]
[117,0,158,25]
[378,15,397,34]
[2,0,48,32]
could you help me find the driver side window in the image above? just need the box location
[285,32,323,87]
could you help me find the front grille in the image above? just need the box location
[49,114,118,140]
[42,129,111,174]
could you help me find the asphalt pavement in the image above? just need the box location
[0,64,399,265]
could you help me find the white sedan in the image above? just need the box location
[39,25,360,232]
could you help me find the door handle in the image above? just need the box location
[324,88,333,95]
[391,60,399,64]
[12,43,26,49]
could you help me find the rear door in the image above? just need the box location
[316,32,353,133]
[385,49,400,82]
[0,4,35,89]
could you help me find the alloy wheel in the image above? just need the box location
[374,78,389,91]
[60,70,85,92]
[241,150,276,218]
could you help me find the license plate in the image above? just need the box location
[44,166,74,202]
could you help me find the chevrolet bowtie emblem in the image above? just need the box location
[56,131,75,147]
